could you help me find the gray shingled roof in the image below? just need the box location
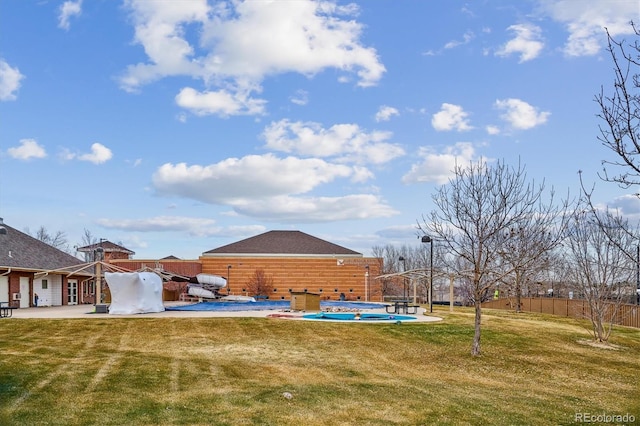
[0,221,84,271]
[76,241,135,255]
[204,230,362,256]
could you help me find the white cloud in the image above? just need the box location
[232,194,398,222]
[120,0,384,115]
[118,0,209,91]
[77,143,113,164]
[431,103,472,132]
[495,98,550,130]
[96,216,218,237]
[486,125,501,135]
[444,30,475,49]
[496,23,544,62]
[175,87,266,117]
[608,194,640,217]
[151,153,396,222]
[290,89,309,106]
[375,105,399,122]
[262,119,405,165]
[60,144,112,164]
[537,0,639,56]
[58,0,82,31]
[375,224,419,240]
[7,139,47,160]
[0,59,25,101]
[152,154,353,203]
[402,142,479,185]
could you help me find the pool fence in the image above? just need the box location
[482,297,640,329]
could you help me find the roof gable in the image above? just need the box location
[0,222,83,270]
[76,240,135,255]
[204,230,361,257]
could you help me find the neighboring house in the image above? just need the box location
[0,218,88,308]
[76,240,135,262]
[200,230,382,301]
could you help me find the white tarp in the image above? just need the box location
[104,272,165,315]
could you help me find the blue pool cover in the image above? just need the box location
[303,312,416,321]
[166,300,386,312]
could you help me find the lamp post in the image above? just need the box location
[94,238,105,306]
[421,236,434,313]
[227,265,232,294]
[398,256,406,300]
[364,265,369,302]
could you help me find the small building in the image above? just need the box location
[290,291,321,311]
[0,218,88,307]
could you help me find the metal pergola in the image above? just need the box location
[375,269,456,313]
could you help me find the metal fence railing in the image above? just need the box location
[482,297,640,329]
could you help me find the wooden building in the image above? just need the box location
[200,230,381,301]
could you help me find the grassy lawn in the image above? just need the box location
[0,307,639,425]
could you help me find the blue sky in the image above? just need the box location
[1,0,640,259]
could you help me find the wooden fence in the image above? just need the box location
[482,297,640,329]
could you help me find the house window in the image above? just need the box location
[41,280,48,290]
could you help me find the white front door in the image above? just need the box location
[19,277,29,308]
[0,276,8,304]
[67,280,78,305]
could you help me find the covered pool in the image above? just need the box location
[303,312,416,322]
[166,300,386,312]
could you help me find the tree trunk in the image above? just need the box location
[515,274,522,313]
[472,297,482,356]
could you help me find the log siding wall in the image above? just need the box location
[201,256,382,301]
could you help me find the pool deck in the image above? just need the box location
[4,302,443,323]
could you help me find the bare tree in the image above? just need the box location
[590,23,640,305]
[596,23,640,188]
[371,245,394,298]
[494,191,570,312]
[81,228,97,246]
[564,203,634,342]
[25,225,69,251]
[245,268,274,298]
[420,159,553,356]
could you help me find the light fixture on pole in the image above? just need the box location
[421,236,434,313]
[364,264,369,302]
[398,256,406,300]
[94,241,105,306]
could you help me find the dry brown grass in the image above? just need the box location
[0,308,639,425]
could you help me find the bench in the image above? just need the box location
[0,302,16,318]
[385,301,421,314]
[405,305,420,314]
